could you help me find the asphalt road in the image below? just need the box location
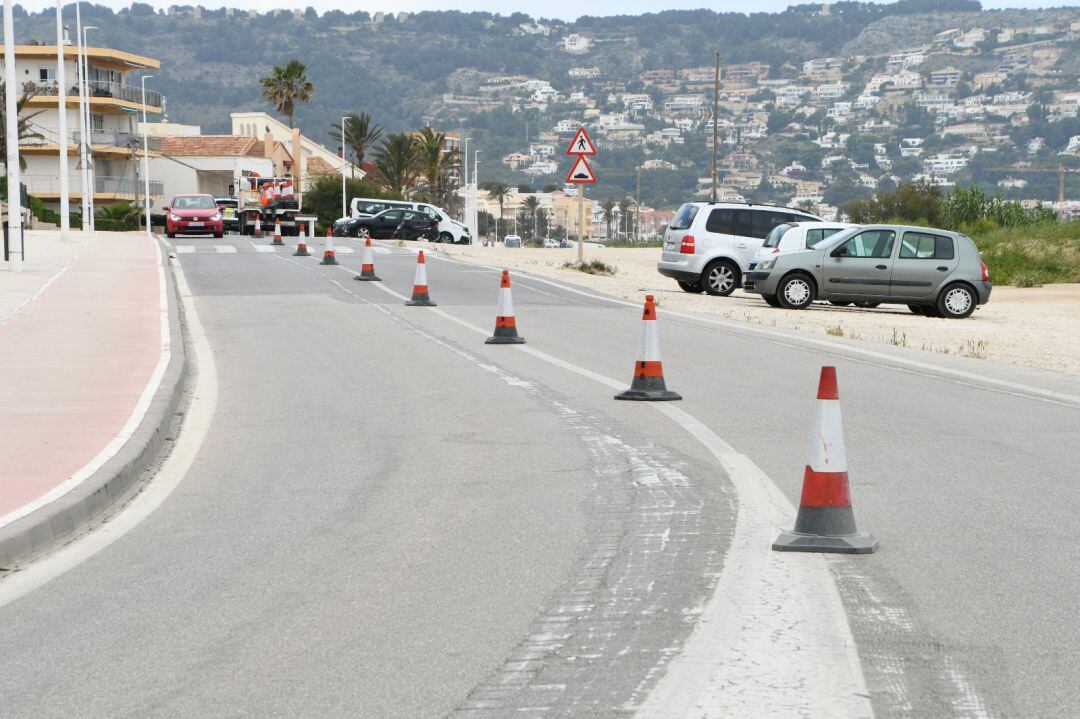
[2,233,1078,718]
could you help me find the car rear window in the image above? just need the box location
[806,227,844,248]
[763,223,793,248]
[670,204,699,231]
[899,231,955,260]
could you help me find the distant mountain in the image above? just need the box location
[10,1,1079,209]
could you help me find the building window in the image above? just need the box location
[39,68,56,83]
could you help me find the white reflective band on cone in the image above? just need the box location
[636,318,662,363]
[499,288,515,318]
[415,263,427,285]
[806,400,848,473]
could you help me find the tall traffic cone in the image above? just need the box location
[772,367,877,554]
[253,216,263,237]
[354,236,381,281]
[486,269,525,344]
[272,220,284,246]
[404,250,436,306]
[320,233,339,265]
[293,227,310,256]
[615,295,680,401]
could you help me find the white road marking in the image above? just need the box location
[300,257,874,716]
[0,232,94,324]
[214,245,237,254]
[175,245,196,254]
[0,251,218,608]
[253,246,275,253]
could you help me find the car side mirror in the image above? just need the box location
[831,246,847,257]
[161,206,170,212]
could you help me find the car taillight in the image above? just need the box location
[680,234,695,254]
[981,262,989,281]
[772,248,780,254]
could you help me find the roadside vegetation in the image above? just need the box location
[562,259,617,276]
[843,182,1079,287]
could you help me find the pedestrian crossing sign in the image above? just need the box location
[565,127,597,156]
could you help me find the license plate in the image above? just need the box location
[189,222,204,227]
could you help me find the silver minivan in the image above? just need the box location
[742,224,992,318]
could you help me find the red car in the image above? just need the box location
[165,194,224,238]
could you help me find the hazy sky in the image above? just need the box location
[12,0,1058,20]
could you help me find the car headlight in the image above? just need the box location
[758,258,775,270]
[170,214,181,222]
[210,213,222,221]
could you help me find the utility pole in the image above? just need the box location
[4,0,23,270]
[711,51,720,203]
[55,0,69,238]
[635,167,641,245]
[141,75,153,238]
[577,187,585,263]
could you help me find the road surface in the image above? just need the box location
[2,233,1078,717]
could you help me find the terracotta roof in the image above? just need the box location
[160,135,264,158]
[306,156,337,175]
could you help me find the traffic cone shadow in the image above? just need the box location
[615,295,681,401]
[772,366,878,554]
[486,270,525,344]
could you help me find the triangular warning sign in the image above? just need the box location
[565,127,596,156]
[566,156,597,184]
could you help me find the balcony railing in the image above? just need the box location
[73,130,163,152]
[23,174,165,197]
[24,80,164,109]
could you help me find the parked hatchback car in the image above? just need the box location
[742,224,991,318]
[335,209,438,240]
[165,194,224,238]
[658,202,822,295]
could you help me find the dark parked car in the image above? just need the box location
[334,209,438,240]
[215,197,239,233]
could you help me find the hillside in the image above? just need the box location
[9,0,1080,211]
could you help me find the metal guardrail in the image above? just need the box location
[23,174,164,197]
[26,80,164,108]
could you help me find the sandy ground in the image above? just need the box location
[430,243,1080,377]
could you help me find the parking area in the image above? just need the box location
[434,243,1080,376]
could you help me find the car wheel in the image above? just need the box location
[854,301,881,308]
[214,232,223,238]
[439,232,453,243]
[356,227,370,239]
[167,231,175,238]
[937,283,976,319]
[777,273,815,310]
[763,294,782,307]
[908,304,924,315]
[677,281,703,293]
[701,259,739,297]
[829,300,851,307]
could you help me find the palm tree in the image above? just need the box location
[259,60,314,128]
[522,195,541,239]
[0,82,44,171]
[600,199,616,240]
[329,112,382,176]
[618,199,632,239]
[372,133,421,198]
[484,181,510,237]
[414,127,460,208]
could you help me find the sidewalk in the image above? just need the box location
[0,230,170,539]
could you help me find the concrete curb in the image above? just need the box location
[0,241,190,568]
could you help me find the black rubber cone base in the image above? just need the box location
[614,388,682,401]
[772,530,878,554]
[294,247,310,256]
[321,257,339,265]
[405,298,437,306]
[272,238,284,246]
[486,335,526,344]
[354,273,381,281]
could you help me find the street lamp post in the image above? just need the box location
[74,4,88,229]
[81,24,97,231]
[473,149,481,244]
[55,0,69,237]
[3,0,23,270]
[461,137,470,225]
[140,75,153,238]
[340,116,347,220]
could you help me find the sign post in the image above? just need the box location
[565,127,596,264]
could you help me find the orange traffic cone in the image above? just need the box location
[354,236,381,281]
[272,220,283,246]
[253,216,263,237]
[615,295,680,401]
[772,367,877,554]
[486,269,524,344]
[293,226,310,256]
[320,233,339,265]
[405,250,436,306]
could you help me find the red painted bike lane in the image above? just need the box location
[0,233,167,529]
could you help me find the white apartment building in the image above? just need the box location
[528,143,555,157]
[561,34,592,54]
[812,83,849,101]
[568,67,600,79]
[231,112,360,184]
[887,50,926,69]
[0,42,163,210]
[622,94,653,113]
[930,67,963,86]
[923,154,969,174]
[663,95,706,116]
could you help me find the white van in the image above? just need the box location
[350,198,471,244]
[750,221,856,268]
